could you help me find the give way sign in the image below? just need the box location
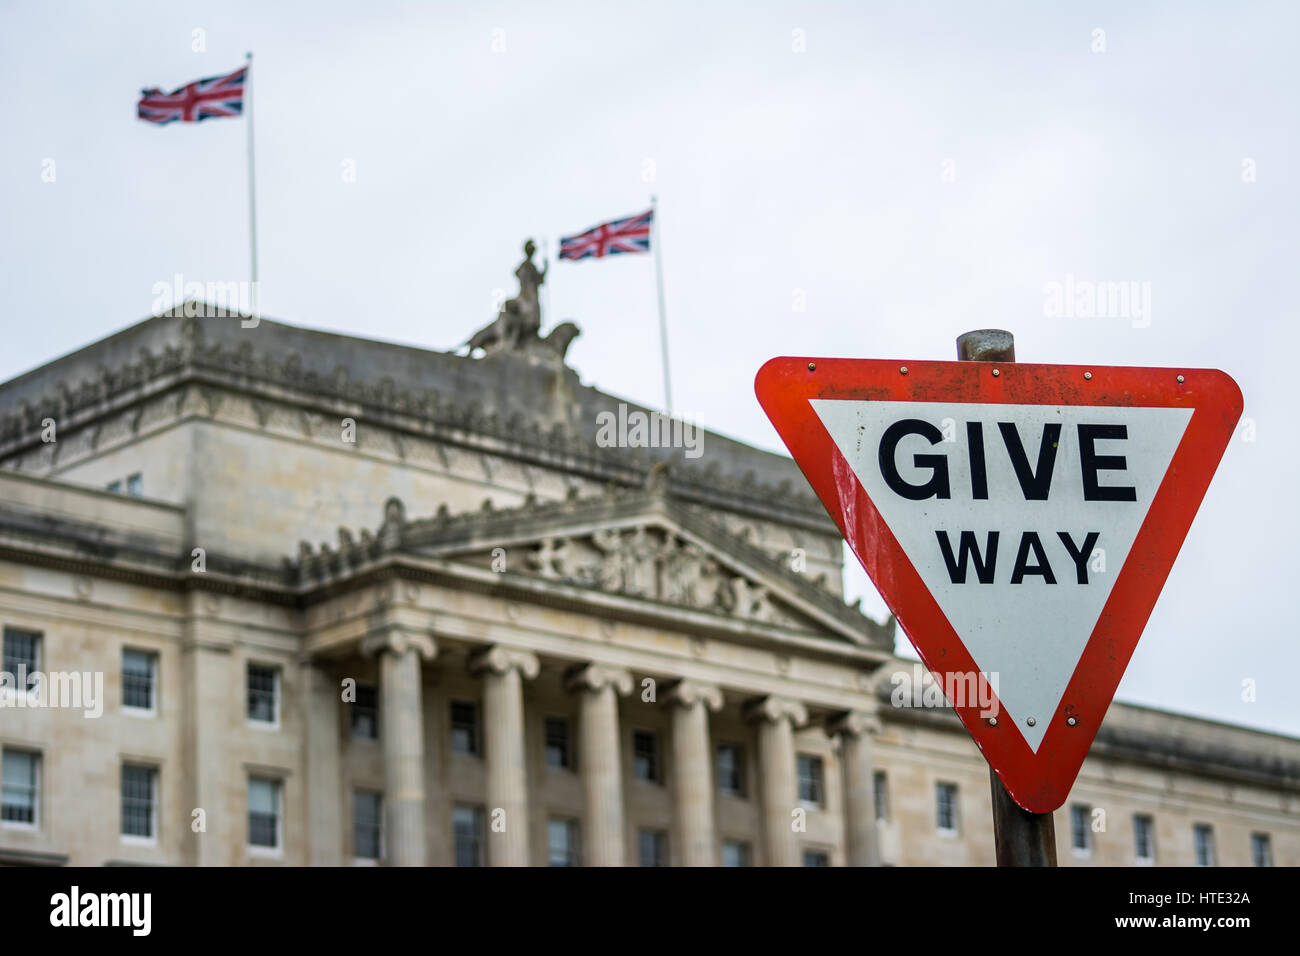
[755,357,1242,812]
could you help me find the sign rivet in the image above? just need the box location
[900,366,908,375]
[1084,371,1092,381]
[988,717,998,726]
[1026,717,1036,727]
[807,362,816,371]
[1176,374,1185,384]
[1067,716,1078,726]
[992,368,1001,377]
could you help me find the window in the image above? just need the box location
[797,754,824,807]
[352,684,378,739]
[936,782,959,834]
[722,840,751,867]
[126,473,143,497]
[548,818,579,867]
[803,849,830,867]
[1070,804,1092,854]
[717,744,745,797]
[450,700,479,755]
[122,649,157,712]
[1134,814,1155,864]
[637,828,667,867]
[1193,824,1215,867]
[107,480,122,493]
[3,627,41,693]
[545,717,572,770]
[121,764,157,840]
[633,730,659,782]
[1,749,40,827]
[1251,832,1272,868]
[248,777,282,850]
[353,791,383,861]
[873,770,890,822]
[246,663,280,725]
[453,805,485,866]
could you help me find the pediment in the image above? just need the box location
[398,484,890,649]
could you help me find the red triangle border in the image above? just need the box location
[756,357,1243,812]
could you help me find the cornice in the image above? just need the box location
[0,495,891,668]
[877,684,1300,794]
[0,316,835,533]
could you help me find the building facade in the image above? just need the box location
[0,306,1296,866]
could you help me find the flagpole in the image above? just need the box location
[245,51,259,319]
[651,195,673,415]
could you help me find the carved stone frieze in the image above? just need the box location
[524,525,794,624]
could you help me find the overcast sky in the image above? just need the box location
[2,0,1297,736]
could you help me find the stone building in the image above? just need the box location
[0,299,1296,867]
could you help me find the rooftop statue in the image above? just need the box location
[464,239,581,362]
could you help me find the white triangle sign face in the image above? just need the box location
[756,358,1242,811]
[811,400,1191,752]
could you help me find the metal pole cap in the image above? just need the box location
[956,329,1016,363]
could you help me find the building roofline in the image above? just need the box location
[1101,696,1300,747]
[877,656,1300,747]
[0,309,837,531]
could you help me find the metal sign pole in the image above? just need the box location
[955,328,1059,868]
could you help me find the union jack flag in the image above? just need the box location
[138,66,246,125]
[558,209,653,261]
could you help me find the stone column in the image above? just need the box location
[180,592,234,866]
[469,646,540,866]
[362,629,437,867]
[667,679,724,866]
[565,663,633,867]
[829,710,882,867]
[300,657,344,866]
[745,695,808,867]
